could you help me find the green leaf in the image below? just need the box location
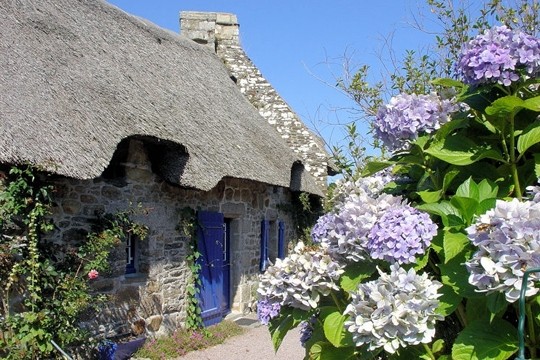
[323,312,354,348]
[455,178,479,199]
[439,253,480,298]
[450,196,479,224]
[268,308,295,351]
[443,231,470,264]
[524,95,540,111]
[432,339,446,354]
[308,342,356,360]
[340,262,376,293]
[486,292,508,316]
[362,161,394,177]
[436,284,463,316]
[452,319,518,360]
[432,77,466,89]
[517,121,540,154]
[425,135,503,166]
[389,344,432,360]
[485,95,525,117]
[477,179,498,203]
[417,190,443,203]
[443,169,460,192]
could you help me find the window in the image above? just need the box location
[125,233,137,274]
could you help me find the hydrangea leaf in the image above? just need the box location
[340,263,376,293]
[535,154,540,178]
[439,253,481,298]
[477,179,498,203]
[388,344,432,360]
[450,196,479,225]
[268,307,294,352]
[486,292,508,316]
[417,190,443,203]
[361,161,394,177]
[455,177,479,199]
[431,77,467,89]
[485,95,526,117]
[443,231,470,264]
[452,319,518,360]
[436,284,462,316]
[517,121,540,155]
[308,341,356,360]
[425,135,503,166]
[323,311,354,348]
[523,96,540,111]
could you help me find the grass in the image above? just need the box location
[133,320,245,359]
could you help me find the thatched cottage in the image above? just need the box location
[0,0,333,338]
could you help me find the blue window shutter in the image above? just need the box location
[278,221,286,259]
[260,219,269,272]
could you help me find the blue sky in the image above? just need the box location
[106,0,433,153]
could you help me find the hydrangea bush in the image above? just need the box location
[258,24,540,360]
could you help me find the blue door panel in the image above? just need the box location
[197,211,224,327]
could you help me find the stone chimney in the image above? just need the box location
[179,12,239,52]
[180,11,335,193]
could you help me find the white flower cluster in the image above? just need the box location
[257,242,344,311]
[466,198,540,302]
[344,264,443,354]
[329,174,392,208]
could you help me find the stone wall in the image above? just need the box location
[180,12,333,192]
[46,139,295,338]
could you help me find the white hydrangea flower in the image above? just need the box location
[257,242,343,311]
[344,264,443,353]
[466,198,540,302]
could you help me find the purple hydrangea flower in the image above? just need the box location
[367,204,437,264]
[466,198,540,302]
[257,298,281,325]
[374,93,459,151]
[311,213,338,243]
[344,264,443,353]
[299,315,317,347]
[457,25,540,86]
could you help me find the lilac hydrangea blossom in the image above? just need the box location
[299,315,317,347]
[257,298,281,325]
[457,25,540,86]
[367,204,437,264]
[466,198,540,302]
[344,264,443,354]
[257,242,343,311]
[313,191,403,263]
[374,92,460,151]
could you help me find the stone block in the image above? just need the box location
[146,315,163,332]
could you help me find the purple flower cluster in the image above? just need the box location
[457,25,540,86]
[311,177,437,265]
[466,198,540,302]
[299,315,317,347]
[367,204,437,264]
[374,93,459,151]
[257,298,281,325]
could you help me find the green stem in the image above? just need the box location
[331,292,344,313]
[422,343,436,360]
[527,303,537,359]
[508,113,522,200]
[456,302,468,328]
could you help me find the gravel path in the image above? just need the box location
[175,316,305,360]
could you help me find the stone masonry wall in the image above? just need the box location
[180,12,332,192]
[45,139,295,338]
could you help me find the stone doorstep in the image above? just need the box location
[225,312,261,329]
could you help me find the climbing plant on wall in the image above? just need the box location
[0,165,148,359]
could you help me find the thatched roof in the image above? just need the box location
[0,0,323,196]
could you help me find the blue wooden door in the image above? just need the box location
[197,211,226,326]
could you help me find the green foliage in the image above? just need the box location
[134,320,244,359]
[0,165,148,358]
[179,207,204,331]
